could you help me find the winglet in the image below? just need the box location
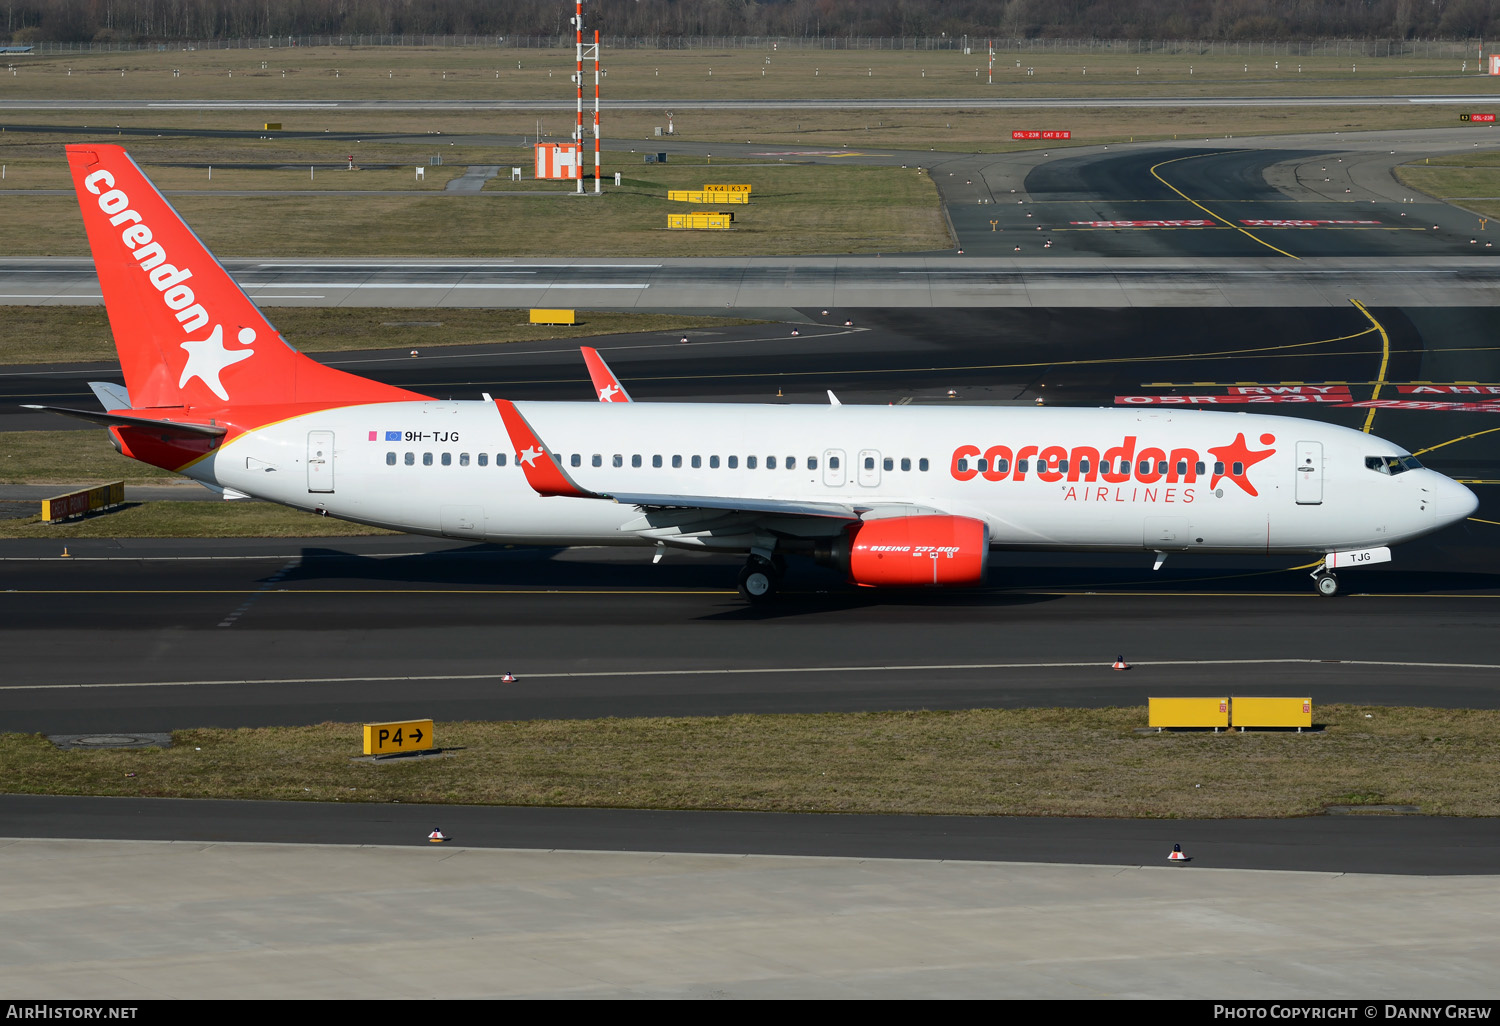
[493,399,598,499]
[580,346,633,403]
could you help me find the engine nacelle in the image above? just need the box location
[817,515,990,588]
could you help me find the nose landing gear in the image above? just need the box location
[1312,570,1339,597]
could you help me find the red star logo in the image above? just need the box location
[1207,432,1276,497]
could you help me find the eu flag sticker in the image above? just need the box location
[385,430,403,441]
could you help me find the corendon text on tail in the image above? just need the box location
[34,143,1480,603]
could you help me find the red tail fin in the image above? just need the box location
[66,144,422,411]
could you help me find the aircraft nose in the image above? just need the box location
[1435,475,1480,526]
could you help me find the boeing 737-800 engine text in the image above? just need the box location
[32,145,1479,601]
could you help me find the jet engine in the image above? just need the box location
[815,515,990,588]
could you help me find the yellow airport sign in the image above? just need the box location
[702,183,751,193]
[1232,697,1313,730]
[363,719,434,756]
[1147,697,1229,730]
[529,308,576,325]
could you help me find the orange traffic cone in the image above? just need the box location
[1112,655,1130,671]
[429,828,448,844]
[1168,843,1188,863]
[501,672,517,683]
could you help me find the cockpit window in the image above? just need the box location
[1366,455,1423,476]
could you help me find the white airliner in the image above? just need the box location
[35,144,1479,601]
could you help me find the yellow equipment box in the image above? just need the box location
[667,211,733,230]
[529,308,576,325]
[667,189,749,204]
[363,719,435,756]
[1148,697,1229,730]
[1231,697,1313,730]
[264,122,282,131]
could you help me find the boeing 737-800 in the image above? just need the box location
[32,144,1479,601]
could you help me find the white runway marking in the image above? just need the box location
[3,658,1497,691]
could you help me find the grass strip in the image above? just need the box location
[0,500,397,538]
[1395,153,1500,218]
[4,705,1496,818]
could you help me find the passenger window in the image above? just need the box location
[767,456,777,469]
[864,456,875,470]
[1078,459,1089,474]
[1057,459,1068,474]
[728,455,739,469]
[1157,461,1167,474]
[710,455,720,469]
[1017,459,1029,473]
[592,454,602,468]
[919,458,929,472]
[1195,461,1205,475]
[478,453,488,467]
[386,452,396,466]
[900,458,910,471]
[1232,462,1244,475]
[976,458,988,473]
[995,459,1009,473]
[672,455,682,469]
[441,452,452,466]
[786,456,796,469]
[830,456,840,469]
[570,454,581,468]
[691,455,702,468]
[1214,461,1225,475]
[808,457,818,470]
[1137,459,1150,475]
[957,458,969,472]
[747,456,758,469]
[423,453,433,466]
[883,457,893,471]
[459,453,470,466]
[496,453,507,466]
[653,455,663,468]
[613,454,623,468]
[632,455,642,468]
[1176,461,1187,475]
[405,452,415,466]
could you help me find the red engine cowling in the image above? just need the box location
[826,515,990,588]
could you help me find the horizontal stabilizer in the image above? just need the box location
[22,404,227,438]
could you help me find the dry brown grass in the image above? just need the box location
[3,705,1496,818]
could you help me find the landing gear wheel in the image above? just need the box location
[737,557,779,603]
[1314,571,1340,597]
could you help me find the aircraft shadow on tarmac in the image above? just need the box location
[276,545,1500,605]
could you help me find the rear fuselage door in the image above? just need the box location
[1295,440,1323,505]
[307,430,334,493]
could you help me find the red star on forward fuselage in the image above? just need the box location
[1207,432,1276,496]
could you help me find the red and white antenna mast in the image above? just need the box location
[988,39,994,85]
[571,2,602,195]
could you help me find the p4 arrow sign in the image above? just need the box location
[363,719,436,756]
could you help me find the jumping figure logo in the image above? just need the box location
[179,325,256,402]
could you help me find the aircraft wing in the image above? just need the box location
[580,346,632,403]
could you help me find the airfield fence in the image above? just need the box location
[17,36,1496,59]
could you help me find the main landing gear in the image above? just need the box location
[737,554,786,603]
